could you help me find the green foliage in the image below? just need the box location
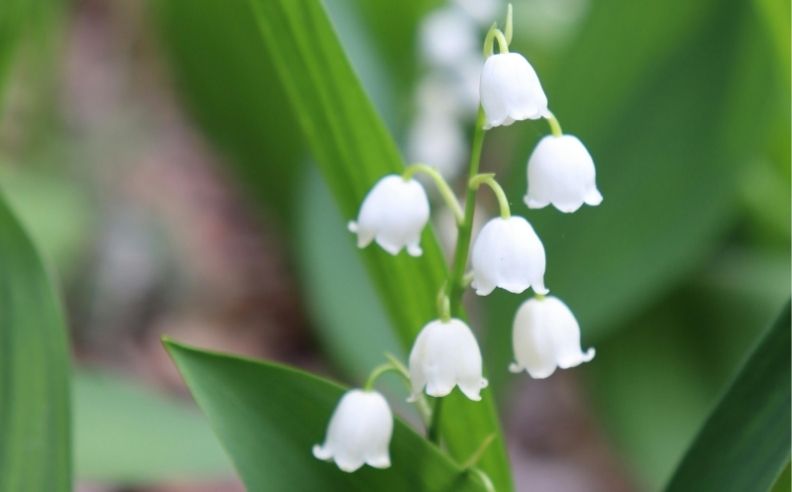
[151,0,304,220]
[164,339,488,492]
[74,371,231,484]
[0,192,71,491]
[665,302,791,491]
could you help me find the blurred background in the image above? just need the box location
[0,0,789,490]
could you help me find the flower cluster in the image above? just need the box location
[314,5,600,473]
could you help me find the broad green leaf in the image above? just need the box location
[164,339,488,492]
[664,302,791,492]
[586,251,790,488]
[0,191,71,491]
[74,370,232,484]
[245,0,512,489]
[150,0,304,220]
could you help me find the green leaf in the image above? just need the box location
[164,339,487,492]
[150,0,304,220]
[245,0,512,489]
[295,169,402,378]
[664,302,791,492]
[770,462,790,492]
[74,370,232,484]
[0,192,71,491]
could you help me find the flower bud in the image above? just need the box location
[525,135,603,213]
[480,52,548,129]
[348,175,430,256]
[509,296,595,378]
[408,318,488,401]
[470,216,548,296]
[313,389,393,472]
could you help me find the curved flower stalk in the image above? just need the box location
[525,134,603,213]
[348,175,430,256]
[313,389,393,472]
[509,296,595,378]
[408,318,489,401]
[470,216,548,296]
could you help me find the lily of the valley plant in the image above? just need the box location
[315,5,601,483]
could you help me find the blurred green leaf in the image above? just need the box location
[0,191,71,491]
[0,167,93,274]
[245,0,512,488]
[665,302,791,492]
[296,168,402,378]
[74,370,232,484]
[770,462,790,492]
[164,339,488,492]
[151,0,304,220]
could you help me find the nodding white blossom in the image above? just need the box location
[313,389,393,472]
[348,175,430,257]
[509,296,595,378]
[480,52,548,129]
[408,318,488,401]
[419,7,478,68]
[470,216,548,296]
[525,135,603,213]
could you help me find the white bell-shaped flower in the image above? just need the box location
[480,53,548,129]
[470,216,548,296]
[313,389,393,472]
[408,318,488,401]
[509,296,595,378]
[525,135,603,213]
[348,175,430,256]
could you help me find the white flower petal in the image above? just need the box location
[408,319,487,401]
[525,135,603,213]
[471,216,548,296]
[351,175,431,256]
[510,296,595,378]
[481,53,548,129]
[313,389,393,472]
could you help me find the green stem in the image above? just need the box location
[427,398,443,444]
[482,26,509,57]
[364,363,398,391]
[504,3,513,45]
[461,433,496,469]
[436,284,451,322]
[403,164,464,224]
[448,107,487,316]
[469,173,511,219]
[470,468,496,492]
[545,111,563,137]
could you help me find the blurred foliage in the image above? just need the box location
[0,191,71,491]
[74,371,232,484]
[771,462,791,492]
[0,166,94,274]
[665,303,790,492]
[165,339,489,492]
[151,0,304,221]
